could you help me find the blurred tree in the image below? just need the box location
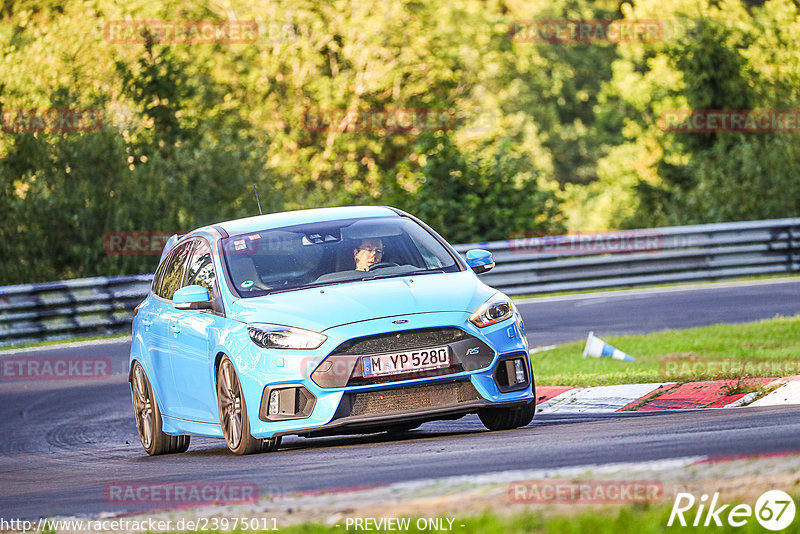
[0,1,281,283]
[595,0,800,229]
[1,0,797,284]
[387,132,564,244]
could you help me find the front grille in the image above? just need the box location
[345,381,483,417]
[330,327,468,356]
[311,327,495,388]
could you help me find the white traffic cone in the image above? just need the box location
[582,331,635,362]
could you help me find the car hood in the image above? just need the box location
[226,271,497,332]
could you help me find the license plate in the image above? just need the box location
[361,346,450,377]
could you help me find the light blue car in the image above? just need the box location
[130,206,535,455]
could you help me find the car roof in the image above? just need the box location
[210,206,400,237]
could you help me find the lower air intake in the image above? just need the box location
[346,381,483,417]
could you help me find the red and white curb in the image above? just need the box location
[536,383,669,413]
[536,376,800,413]
[749,378,800,407]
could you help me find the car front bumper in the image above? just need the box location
[235,311,534,439]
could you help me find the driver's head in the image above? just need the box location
[354,238,383,271]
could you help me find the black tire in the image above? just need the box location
[131,362,191,456]
[217,356,281,455]
[478,399,536,431]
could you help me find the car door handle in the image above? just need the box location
[170,323,181,335]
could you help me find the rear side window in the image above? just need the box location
[155,241,193,300]
[151,257,168,295]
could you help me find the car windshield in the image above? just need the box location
[221,216,461,297]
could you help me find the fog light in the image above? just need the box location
[260,385,316,421]
[495,355,529,392]
[514,359,525,383]
[268,390,280,415]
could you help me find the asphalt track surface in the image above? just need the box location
[516,277,800,346]
[1,278,799,519]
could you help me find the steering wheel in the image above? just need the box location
[368,261,399,271]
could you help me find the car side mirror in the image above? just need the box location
[173,285,213,310]
[465,249,495,274]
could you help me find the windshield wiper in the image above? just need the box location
[263,280,354,295]
[360,269,444,281]
[410,268,445,276]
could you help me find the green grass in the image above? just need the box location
[532,315,800,387]
[205,502,798,533]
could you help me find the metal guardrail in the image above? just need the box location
[1,218,798,346]
[0,275,153,346]
[453,217,800,295]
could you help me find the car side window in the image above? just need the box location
[151,256,169,296]
[156,241,193,300]
[408,233,446,269]
[185,239,217,301]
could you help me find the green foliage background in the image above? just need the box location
[0,0,797,284]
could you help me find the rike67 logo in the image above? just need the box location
[669,490,796,531]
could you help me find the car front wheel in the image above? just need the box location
[478,399,536,431]
[216,356,281,455]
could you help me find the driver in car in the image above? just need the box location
[354,238,384,271]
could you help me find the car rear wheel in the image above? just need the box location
[217,356,281,455]
[131,362,190,455]
[478,399,536,431]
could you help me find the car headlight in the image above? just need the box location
[247,323,327,350]
[469,294,514,328]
